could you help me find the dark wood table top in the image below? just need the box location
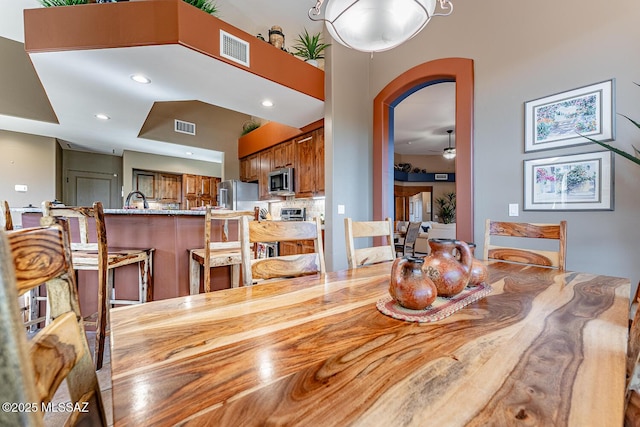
[109,261,630,426]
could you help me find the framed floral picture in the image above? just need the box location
[523,151,613,211]
[524,80,615,152]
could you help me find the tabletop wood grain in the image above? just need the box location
[109,261,630,426]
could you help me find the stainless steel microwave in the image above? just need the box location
[268,168,294,196]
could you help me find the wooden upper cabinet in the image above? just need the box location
[182,174,220,208]
[294,130,324,198]
[315,128,325,195]
[294,132,316,198]
[240,153,260,182]
[133,170,157,200]
[273,140,294,170]
[158,173,182,202]
[258,148,274,200]
[183,174,198,197]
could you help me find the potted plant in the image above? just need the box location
[291,29,330,67]
[435,192,456,224]
[38,0,87,5]
[182,0,218,15]
[241,120,261,136]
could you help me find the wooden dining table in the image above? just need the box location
[109,261,630,426]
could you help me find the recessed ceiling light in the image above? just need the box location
[95,113,110,120]
[131,74,151,84]
[185,151,193,156]
[261,100,274,107]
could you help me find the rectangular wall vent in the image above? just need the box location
[220,30,250,67]
[174,119,196,135]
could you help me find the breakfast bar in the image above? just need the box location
[21,208,244,304]
[109,261,629,426]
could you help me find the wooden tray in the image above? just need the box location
[376,283,492,323]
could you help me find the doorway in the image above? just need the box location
[66,170,120,208]
[373,58,474,242]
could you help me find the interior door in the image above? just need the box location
[66,170,119,208]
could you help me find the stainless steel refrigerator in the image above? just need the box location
[217,180,265,211]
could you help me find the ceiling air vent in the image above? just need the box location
[220,30,250,67]
[174,119,196,136]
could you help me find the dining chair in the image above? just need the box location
[395,221,422,257]
[483,219,567,270]
[1,200,13,231]
[42,200,154,370]
[0,220,107,426]
[2,200,49,332]
[627,287,640,423]
[344,217,395,269]
[189,207,255,293]
[240,216,325,287]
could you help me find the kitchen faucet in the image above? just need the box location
[124,190,149,209]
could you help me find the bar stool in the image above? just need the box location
[189,207,255,293]
[2,200,48,331]
[42,201,154,370]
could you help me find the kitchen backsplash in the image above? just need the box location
[270,198,325,221]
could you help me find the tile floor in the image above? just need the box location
[44,331,113,426]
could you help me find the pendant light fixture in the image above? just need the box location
[443,129,455,160]
[308,0,453,53]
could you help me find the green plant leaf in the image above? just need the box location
[292,28,330,60]
[182,0,218,15]
[39,0,88,6]
[579,134,640,166]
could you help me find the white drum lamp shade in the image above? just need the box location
[309,0,452,53]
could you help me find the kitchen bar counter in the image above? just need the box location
[21,208,249,318]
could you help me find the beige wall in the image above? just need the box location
[0,130,57,226]
[354,0,640,287]
[122,150,223,202]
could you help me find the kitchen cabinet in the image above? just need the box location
[279,240,315,256]
[132,169,182,204]
[258,148,273,200]
[240,153,259,182]
[182,174,220,209]
[133,170,157,200]
[158,173,182,202]
[272,140,294,170]
[295,129,324,198]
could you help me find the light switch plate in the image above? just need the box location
[337,204,345,215]
[508,203,519,217]
[14,184,28,192]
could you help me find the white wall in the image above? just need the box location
[324,42,373,271]
[0,130,57,226]
[362,0,640,288]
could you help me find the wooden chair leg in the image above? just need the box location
[189,254,200,295]
[231,264,240,288]
[94,269,110,371]
[146,250,153,302]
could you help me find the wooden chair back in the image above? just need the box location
[203,208,254,292]
[0,220,107,426]
[483,219,567,270]
[42,201,109,369]
[1,200,13,231]
[396,221,422,256]
[344,217,395,269]
[628,282,640,411]
[240,217,325,286]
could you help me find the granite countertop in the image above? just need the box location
[15,207,245,216]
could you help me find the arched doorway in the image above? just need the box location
[373,58,474,242]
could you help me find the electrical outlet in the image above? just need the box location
[508,203,519,217]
